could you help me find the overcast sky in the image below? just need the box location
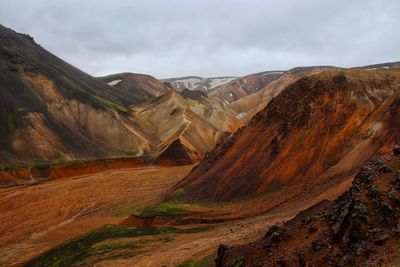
[0,0,399,78]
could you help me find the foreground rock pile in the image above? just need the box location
[217,146,400,266]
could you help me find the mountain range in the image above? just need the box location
[0,25,243,173]
[1,23,400,267]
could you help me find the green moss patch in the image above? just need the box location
[264,181,281,195]
[134,201,189,218]
[24,225,208,267]
[169,188,185,199]
[175,252,217,267]
[94,96,129,113]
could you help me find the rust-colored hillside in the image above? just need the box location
[176,68,400,201]
[217,147,400,266]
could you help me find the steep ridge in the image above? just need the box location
[217,147,400,266]
[98,72,171,104]
[0,24,153,167]
[229,66,333,121]
[208,71,283,104]
[175,68,400,201]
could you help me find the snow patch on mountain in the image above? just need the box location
[173,78,203,89]
[163,76,238,92]
[209,77,237,89]
[107,79,122,86]
[367,66,390,70]
[261,71,285,76]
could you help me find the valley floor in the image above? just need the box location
[0,165,191,266]
[0,164,351,267]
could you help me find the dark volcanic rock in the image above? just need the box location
[217,152,400,266]
[394,146,400,156]
[308,226,317,234]
[311,239,323,251]
[215,244,229,267]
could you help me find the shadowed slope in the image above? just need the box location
[0,24,153,167]
[153,139,194,166]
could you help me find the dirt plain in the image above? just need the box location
[0,165,191,266]
[0,161,354,267]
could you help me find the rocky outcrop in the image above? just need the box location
[217,147,400,266]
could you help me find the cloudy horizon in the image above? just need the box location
[1,0,399,79]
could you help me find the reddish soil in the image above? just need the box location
[0,157,147,186]
[0,162,352,267]
[0,165,193,267]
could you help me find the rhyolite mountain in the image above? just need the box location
[130,91,242,163]
[228,62,400,123]
[0,24,141,167]
[162,76,238,92]
[208,71,284,104]
[175,67,400,202]
[0,25,240,169]
[228,66,334,122]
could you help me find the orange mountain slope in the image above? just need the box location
[175,68,400,202]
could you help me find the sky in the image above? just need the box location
[0,0,399,78]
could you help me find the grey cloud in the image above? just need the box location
[0,0,399,78]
